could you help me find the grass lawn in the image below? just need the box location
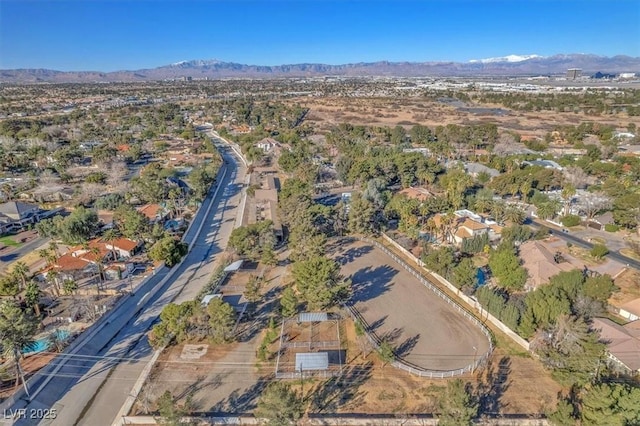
[0,236,21,247]
[620,248,640,261]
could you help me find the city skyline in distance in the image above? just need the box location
[1,0,639,71]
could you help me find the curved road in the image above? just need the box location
[2,136,246,426]
[529,219,640,270]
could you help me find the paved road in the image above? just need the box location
[0,236,50,272]
[331,239,491,371]
[529,219,640,270]
[1,137,246,426]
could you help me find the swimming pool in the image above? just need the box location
[22,329,71,354]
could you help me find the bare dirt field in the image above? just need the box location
[293,97,640,135]
[298,318,562,417]
[328,239,491,372]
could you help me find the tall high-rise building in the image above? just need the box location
[567,68,582,80]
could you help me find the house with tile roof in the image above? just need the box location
[518,240,577,291]
[398,187,433,202]
[431,213,490,246]
[137,203,168,223]
[619,298,640,322]
[592,318,640,372]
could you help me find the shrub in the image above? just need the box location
[604,224,619,232]
[590,243,609,259]
[560,215,581,227]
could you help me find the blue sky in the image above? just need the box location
[1,0,639,71]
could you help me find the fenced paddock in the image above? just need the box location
[274,312,344,379]
[331,237,493,378]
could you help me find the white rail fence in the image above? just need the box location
[342,237,494,379]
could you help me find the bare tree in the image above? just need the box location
[39,170,60,186]
[563,166,592,189]
[576,192,611,220]
[107,160,129,188]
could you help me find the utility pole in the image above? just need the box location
[16,349,30,399]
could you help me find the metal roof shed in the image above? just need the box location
[298,312,328,323]
[295,352,329,372]
[224,260,244,273]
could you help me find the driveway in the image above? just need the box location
[330,239,491,372]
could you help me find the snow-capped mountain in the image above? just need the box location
[2,54,639,83]
[469,54,544,64]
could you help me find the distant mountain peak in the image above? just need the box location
[3,54,639,83]
[167,59,225,68]
[469,54,544,64]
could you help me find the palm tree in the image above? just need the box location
[46,269,61,297]
[63,279,78,295]
[101,229,120,262]
[561,184,576,216]
[11,261,30,292]
[48,241,61,258]
[24,281,41,317]
[504,206,527,225]
[537,199,562,220]
[490,201,507,224]
[39,248,57,267]
[474,189,494,213]
[89,246,105,291]
[0,301,38,396]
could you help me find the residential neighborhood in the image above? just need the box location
[0,18,640,425]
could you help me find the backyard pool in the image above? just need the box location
[22,329,71,354]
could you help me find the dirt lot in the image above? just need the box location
[275,317,344,377]
[611,268,640,307]
[329,239,491,372]
[0,353,57,399]
[294,318,562,417]
[295,96,640,135]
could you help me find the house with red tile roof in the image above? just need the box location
[137,203,168,223]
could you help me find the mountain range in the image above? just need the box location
[1,54,639,83]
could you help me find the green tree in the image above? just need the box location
[148,302,197,348]
[63,279,78,295]
[437,379,478,426]
[155,390,195,426]
[58,207,100,244]
[11,261,30,291]
[255,382,303,426]
[580,383,640,426]
[532,315,606,386]
[583,275,616,302]
[453,258,477,292]
[244,275,262,304]
[24,281,41,317]
[377,340,395,368]
[0,275,19,297]
[207,297,236,344]
[228,221,274,261]
[148,236,187,267]
[548,396,576,426]
[504,205,527,225]
[347,193,377,236]
[590,244,609,259]
[0,301,38,393]
[280,287,298,317]
[113,204,150,240]
[292,255,351,310]
[422,246,455,277]
[488,246,527,291]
